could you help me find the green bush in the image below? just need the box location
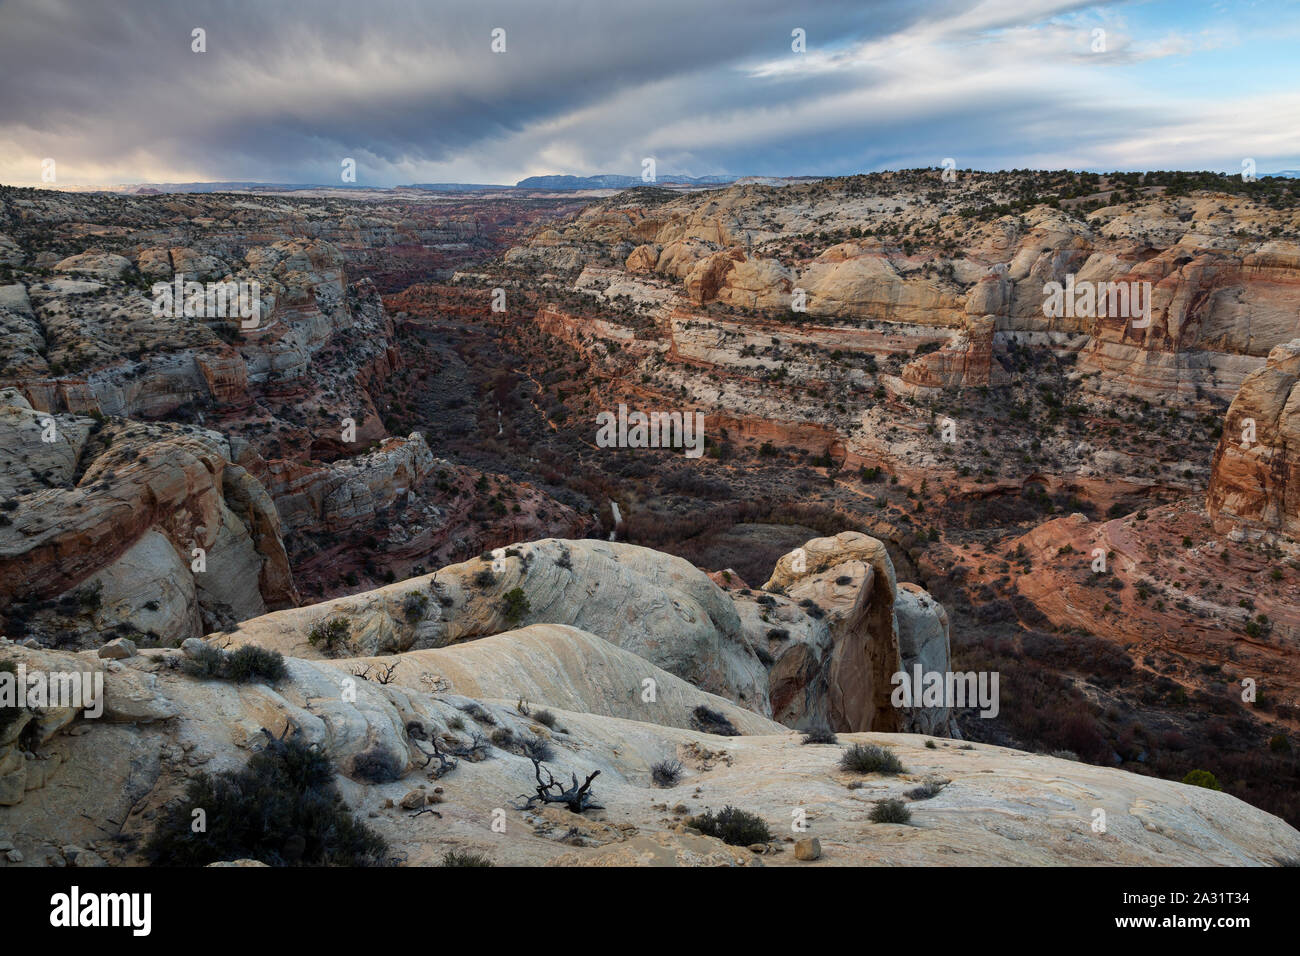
[869,798,913,824]
[1182,769,1222,791]
[145,732,388,866]
[307,617,351,653]
[501,587,531,624]
[223,646,287,683]
[181,644,227,679]
[403,591,428,623]
[688,806,771,846]
[839,743,905,775]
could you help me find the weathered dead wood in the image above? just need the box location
[514,757,603,813]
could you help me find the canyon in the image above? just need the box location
[1,170,1299,865]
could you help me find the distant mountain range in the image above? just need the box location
[43,174,742,195]
[513,173,735,190]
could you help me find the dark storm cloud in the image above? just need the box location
[0,0,1291,184]
[0,0,917,181]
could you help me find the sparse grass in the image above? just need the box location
[691,705,740,737]
[651,757,684,787]
[688,806,771,846]
[519,734,554,762]
[181,644,287,684]
[839,743,905,775]
[533,708,557,728]
[459,701,496,725]
[801,726,838,745]
[440,850,493,867]
[349,745,405,783]
[905,780,946,801]
[869,798,913,824]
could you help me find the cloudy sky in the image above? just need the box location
[1,0,1298,187]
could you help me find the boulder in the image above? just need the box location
[794,836,822,860]
[97,638,137,660]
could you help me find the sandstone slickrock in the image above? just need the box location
[2,637,1295,867]
[221,538,771,711]
[217,534,948,733]
[321,623,782,735]
[504,181,1300,416]
[265,433,435,537]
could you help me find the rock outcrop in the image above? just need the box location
[894,582,957,736]
[759,532,913,732]
[221,538,771,712]
[0,392,297,642]
[217,534,948,734]
[1207,338,1300,539]
[265,433,436,537]
[53,252,132,278]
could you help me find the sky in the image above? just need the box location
[1,0,1298,187]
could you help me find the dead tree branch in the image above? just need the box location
[448,732,490,760]
[413,737,459,778]
[514,757,603,813]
